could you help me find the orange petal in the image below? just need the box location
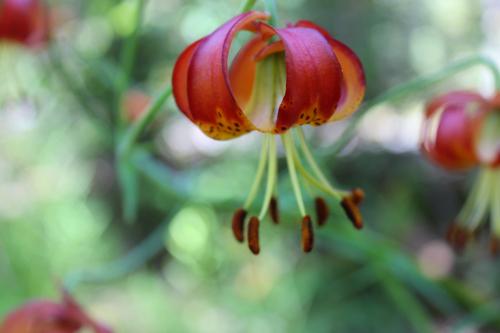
[230,35,270,110]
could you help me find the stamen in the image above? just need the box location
[248,216,260,255]
[351,188,365,204]
[341,189,365,229]
[282,133,307,217]
[243,136,270,210]
[290,140,341,199]
[257,135,278,220]
[295,128,344,200]
[445,223,471,252]
[490,170,500,246]
[315,197,329,226]
[270,196,279,224]
[231,208,247,242]
[301,215,314,253]
[458,169,492,230]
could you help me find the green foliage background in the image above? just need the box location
[0,0,499,332]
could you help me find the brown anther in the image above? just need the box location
[270,196,279,224]
[351,188,365,204]
[490,237,500,257]
[301,215,314,253]
[445,224,458,244]
[314,197,329,226]
[248,216,260,255]
[445,223,471,252]
[231,208,247,243]
[341,197,363,229]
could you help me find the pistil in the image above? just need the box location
[231,136,270,243]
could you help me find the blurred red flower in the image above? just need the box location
[0,291,112,333]
[420,90,500,253]
[0,0,50,47]
[123,89,151,122]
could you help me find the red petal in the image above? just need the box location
[0,292,112,333]
[421,91,488,170]
[172,38,203,121]
[295,20,366,122]
[260,24,342,132]
[0,0,49,46]
[182,11,269,140]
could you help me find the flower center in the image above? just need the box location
[242,53,286,132]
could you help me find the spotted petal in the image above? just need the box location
[295,20,366,122]
[172,11,269,140]
[236,23,343,132]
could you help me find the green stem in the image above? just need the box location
[263,0,279,26]
[63,213,173,291]
[244,136,270,209]
[240,0,257,12]
[377,270,434,333]
[47,46,103,122]
[258,135,277,219]
[117,85,172,158]
[115,0,148,125]
[331,55,500,155]
[282,133,306,216]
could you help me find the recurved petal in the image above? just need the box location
[184,11,269,140]
[172,38,203,121]
[421,91,488,170]
[256,24,342,132]
[295,20,366,122]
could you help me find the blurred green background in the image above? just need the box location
[1,0,500,332]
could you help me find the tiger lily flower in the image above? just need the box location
[0,0,50,47]
[420,90,500,254]
[0,290,112,333]
[172,11,366,254]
